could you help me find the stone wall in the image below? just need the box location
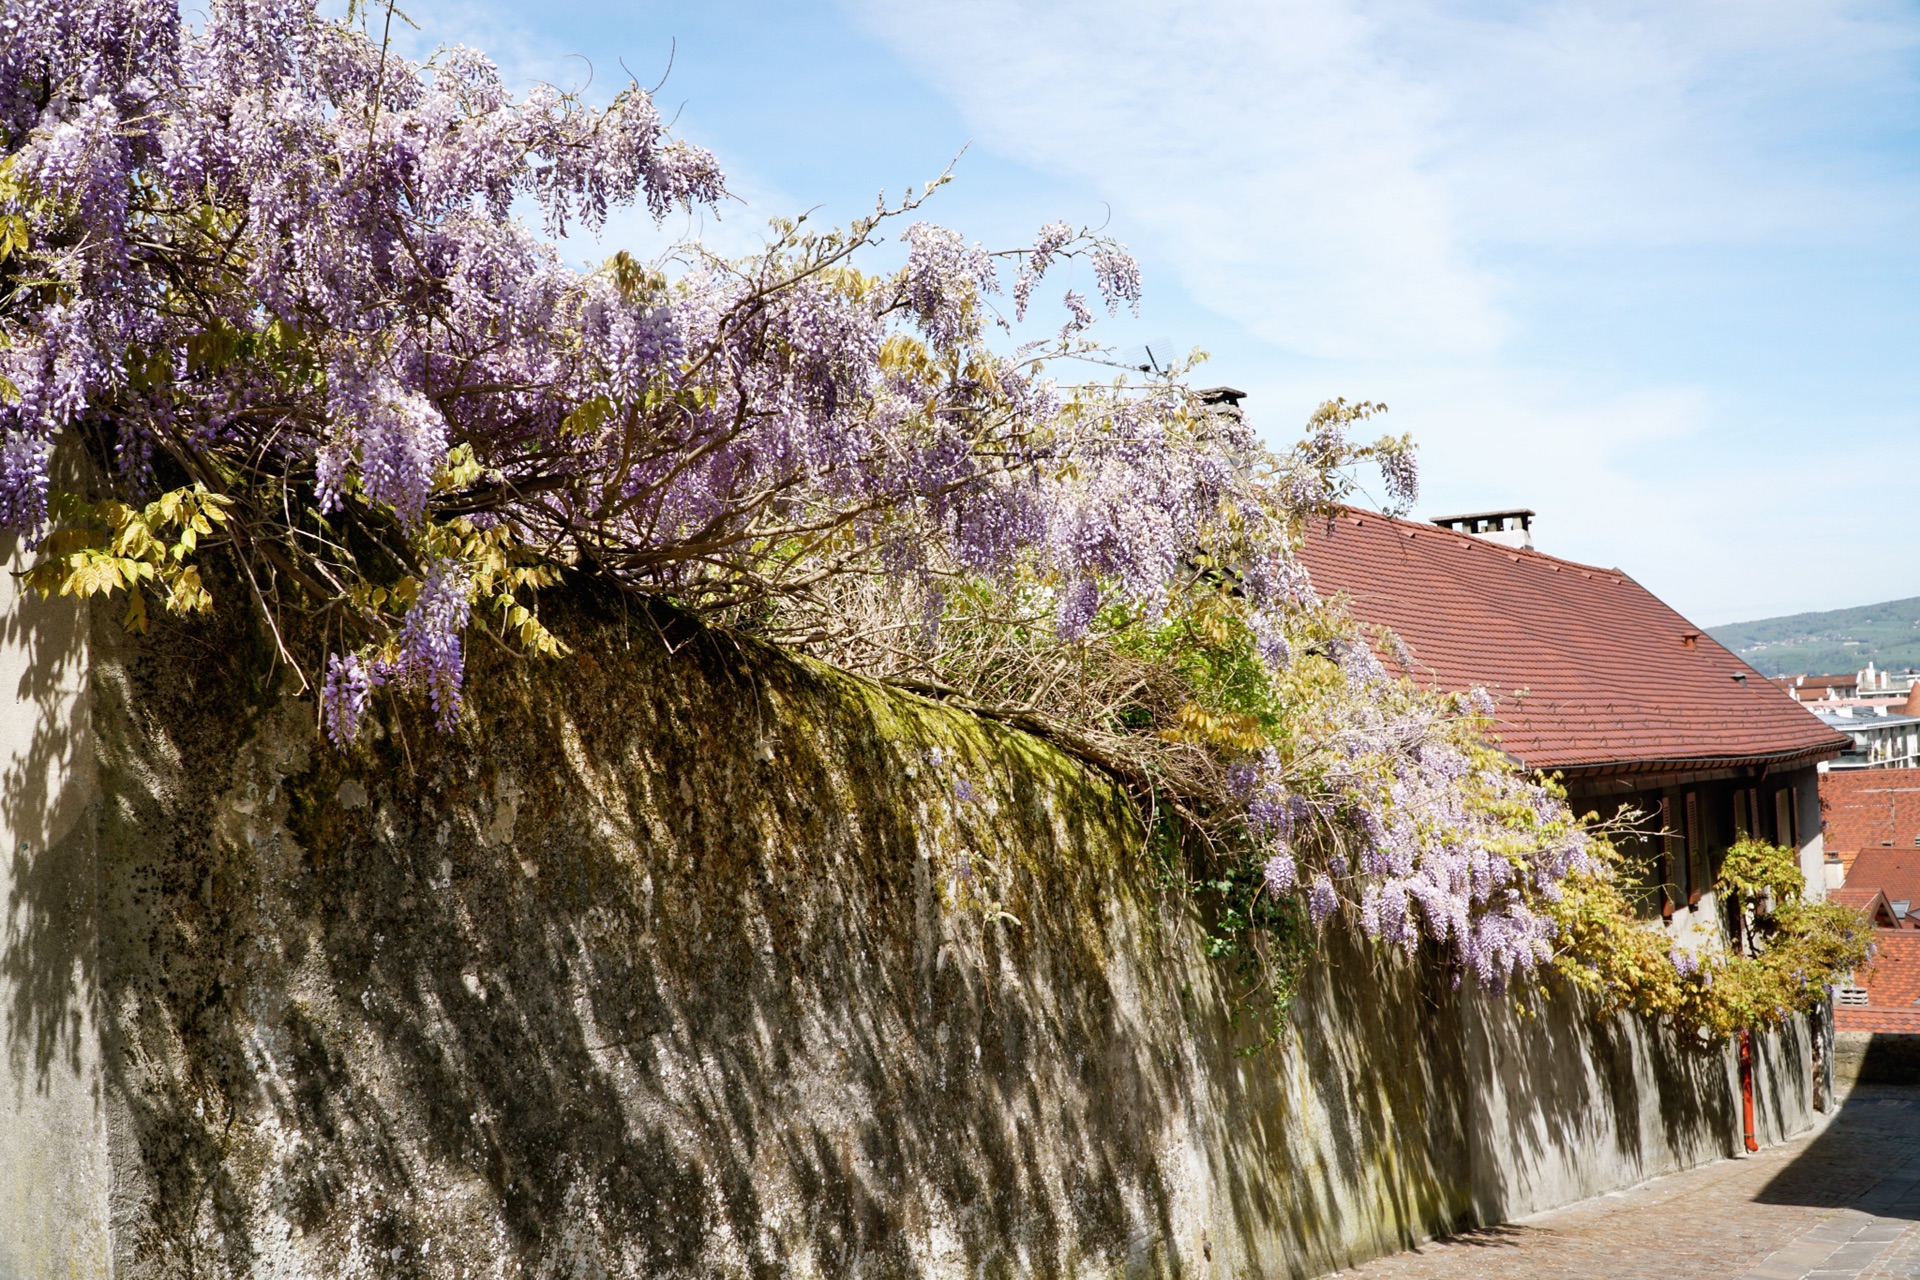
[2,585,1819,1278]
[1836,1031,1920,1086]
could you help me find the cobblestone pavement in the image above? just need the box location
[1332,1086,1920,1280]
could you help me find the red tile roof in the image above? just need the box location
[1841,848,1920,916]
[1836,1007,1920,1033]
[1821,771,1920,872]
[1850,929,1920,1012]
[1786,675,1859,694]
[1295,508,1851,774]
[1830,887,1901,928]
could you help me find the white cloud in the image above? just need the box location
[845,0,1919,361]
[846,0,1501,361]
[846,0,1920,620]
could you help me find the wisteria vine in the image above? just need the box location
[2,0,1857,1024]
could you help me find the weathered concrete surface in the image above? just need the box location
[1464,985,1814,1226]
[3,585,1821,1278]
[1836,1031,1920,1086]
[0,537,111,1280]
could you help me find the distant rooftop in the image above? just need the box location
[1296,506,1848,776]
[1815,709,1920,728]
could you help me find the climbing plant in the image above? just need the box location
[1546,834,1870,1037]
[0,0,1867,1033]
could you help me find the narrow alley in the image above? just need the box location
[1336,1087,1920,1280]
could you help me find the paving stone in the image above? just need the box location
[1333,1085,1920,1280]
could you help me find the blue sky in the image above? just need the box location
[388,0,1920,626]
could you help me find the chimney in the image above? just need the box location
[1430,508,1535,551]
[1196,387,1247,421]
[1905,679,1920,718]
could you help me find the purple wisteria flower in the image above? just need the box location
[1091,244,1143,316]
[1379,445,1419,508]
[1013,221,1074,320]
[1054,578,1101,642]
[389,560,473,729]
[901,222,996,347]
[1263,852,1298,895]
[321,652,381,748]
[1308,875,1339,924]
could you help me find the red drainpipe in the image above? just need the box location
[1739,1029,1759,1152]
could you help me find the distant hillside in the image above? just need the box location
[1708,596,1920,677]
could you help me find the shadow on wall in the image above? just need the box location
[1753,1084,1920,1221]
[2,577,1817,1279]
[0,528,99,1097]
[75,588,1495,1279]
[1460,976,1742,1224]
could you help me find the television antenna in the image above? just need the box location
[1117,338,1178,375]
[1073,337,1178,376]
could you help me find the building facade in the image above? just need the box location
[1813,700,1920,769]
[1297,506,1851,952]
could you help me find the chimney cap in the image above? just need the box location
[1429,508,1536,529]
[1196,386,1247,406]
[1429,508,1536,550]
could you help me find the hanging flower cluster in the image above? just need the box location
[1213,622,1597,996]
[1,0,1639,1006]
[4,0,1344,741]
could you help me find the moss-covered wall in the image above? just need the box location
[0,586,1817,1278]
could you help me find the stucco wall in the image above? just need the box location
[0,537,112,1280]
[3,585,1819,1278]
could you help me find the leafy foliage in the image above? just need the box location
[1717,836,1805,909]
[1548,836,1871,1037]
[1,0,1866,1038]
[21,484,231,631]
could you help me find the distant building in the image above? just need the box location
[1767,665,1920,768]
[1775,662,1918,707]
[1776,673,1862,701]
[1814,700,1920,770]
[1833,931,1920,1033]
[1297,506,1849,955]
[1838,847,1920,912]
[1829,886,1903,928]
